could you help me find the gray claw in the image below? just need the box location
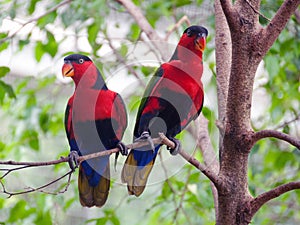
[135,131,155,152]
[117,142,128,156]
[114,142,128,171]
[68,150,79,171]
[167,138,181,155]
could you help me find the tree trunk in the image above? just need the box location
[214,0,300,224]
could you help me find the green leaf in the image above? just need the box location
[34,210,52,225]
[18,39,30,50]
[119,44,128,57]
[8,200,35,222]
[129,23,140,40]
[87,22,99,46]
[28,0,39,14]
[0,66,10,78]
[0,80,16,100]
[35,41,44,62]
[44,32,58,57]
[21,129,39,151]
[96,218,108,225]
[37,11,57,28]
[0,41,9,52]
[86,218,108,225]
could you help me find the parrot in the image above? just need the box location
[62,54,127,207]
[121,25,208,197]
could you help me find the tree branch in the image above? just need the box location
[250,181,300,217]
[105,34,146,87]
[0,170,73,198]
[214,0,232,137]
[259,0,300,57]
[115,0,161,41]
[158,133,221,188]
[219,0,238,30]
[252,129,300,149]
[0,134,220,196]
[244,0,271,22]
[164,15,191,41]
[0,0,72,44]
[196,115,220,216]
[115,0,169,61]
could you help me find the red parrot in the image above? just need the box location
[121,25,208,196]
[62,54,127,207]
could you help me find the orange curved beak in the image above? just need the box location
[62,63,74,77]
[195,36,206,52]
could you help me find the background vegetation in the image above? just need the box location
[0,0,299,224]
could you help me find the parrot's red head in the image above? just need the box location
[173,25,208,62]
[62,54,105,88]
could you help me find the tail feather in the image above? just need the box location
[121,148,158,197]
[78,163,110,207]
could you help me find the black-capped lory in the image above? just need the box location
[62,54,127,207]
[121,25,208,196]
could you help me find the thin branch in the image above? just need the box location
[105,34,146,87]
[0,157,69,167]
[244,0,271,22]
[260,0,300,57]
[158,133,221,188]
[274,113,300,130]
[115,0,171,61]
[0,165,31,179]
[0,134,220,195]
[219,0,238,30]
[0,0,72,44]
[215,0,231,137]
[252,129,300,149]
[250,181,300,217]
[195,115,220,216]
[172,166,193,224]
[295,8,300,24]
[115,0,161,41]
[164,15,191,41]
[0,170,73,198]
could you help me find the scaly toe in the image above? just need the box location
[167,138,181,155]
[68,150,79,171]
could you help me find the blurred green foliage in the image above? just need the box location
[0,0,299,224]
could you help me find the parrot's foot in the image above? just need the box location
[135,131,155,152]
[68,151,79,171]
[167,137,181,155]
[117,142,128,156]
[114,142,128,172]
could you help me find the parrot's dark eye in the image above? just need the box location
[186,29,193,37]
[78,58,84,64]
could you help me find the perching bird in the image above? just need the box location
[62,54,127,207]
[121,25,208,196]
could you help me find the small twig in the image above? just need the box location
[274,113,300,130]
[115,0,161,41]
[0,165,31,179]
[172,166,193,224]
[165,15,191,41]
[252,129,300,150]
[158,133,221,188]
[244,0,271,22]
[0,170,73,198]
[250,181,300,217]
[105,35,146,87]
[0,0,72,44]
